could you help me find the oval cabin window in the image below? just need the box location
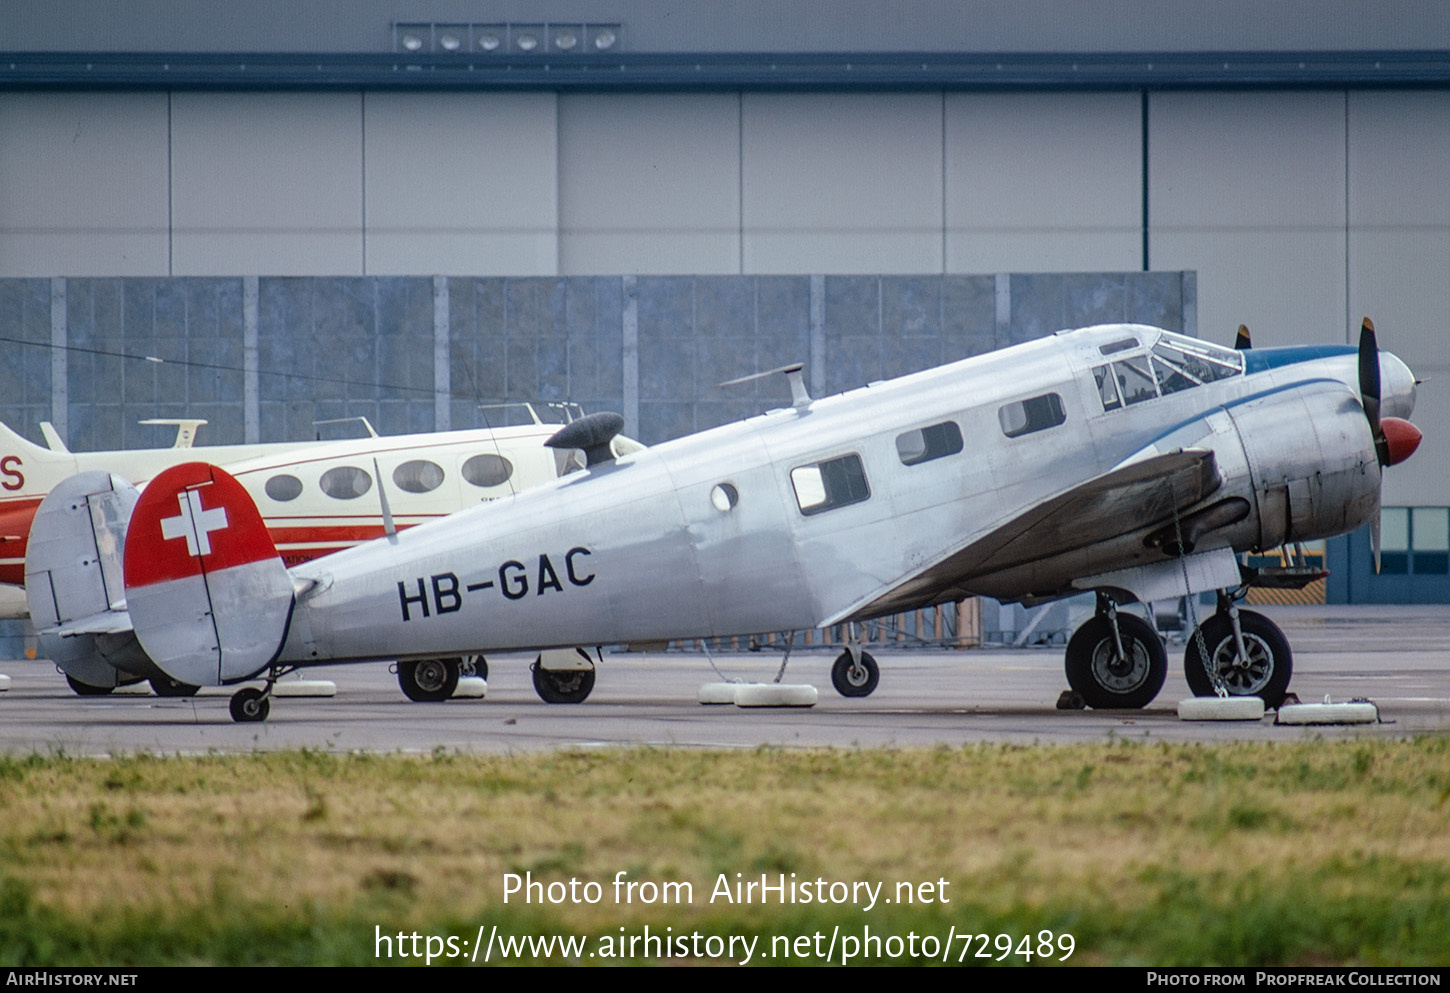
[319,465,373,500]
[392,459,445,494]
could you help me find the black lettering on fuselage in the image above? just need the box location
[432,572,462,614]
[565,547,594,586]
[399,578,430,621]
[499,560,528,600]
[536,554,563,594]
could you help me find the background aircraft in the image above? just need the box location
[35,321,1420,721]
[15,408,643,699]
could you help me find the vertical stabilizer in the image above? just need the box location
[123,463,294,686]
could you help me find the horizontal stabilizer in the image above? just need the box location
[123,463,294,686]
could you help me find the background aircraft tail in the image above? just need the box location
[123,462,294,686]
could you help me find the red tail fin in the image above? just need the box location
[123,463,293,686]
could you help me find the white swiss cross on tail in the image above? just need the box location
[160,489,229,557]
[123,463,294,687]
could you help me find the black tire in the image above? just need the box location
[531,659,595,704]
[151,677,200,698]
[398,658,460,702]
[229,687,270,723]
[1184,609,1293,709]
[831,650,879,698]
[1064,613,1167,709]
[65,674,114,696]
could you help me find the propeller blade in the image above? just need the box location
[1234,324,1252,350]
[1372,510,1382,575]
[1358,317,1381,433]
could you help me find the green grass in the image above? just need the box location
[0,740,1448,965]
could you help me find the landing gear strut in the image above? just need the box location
[1064,593,1167,709]
[1183,593,1292,709]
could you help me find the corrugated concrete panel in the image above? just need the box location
[741,93,943,274]
[0,93,170,276]
[558,94,741,275]
[363,92,559,276]
[1149,91,1347,349]
[945,92,1141,274]
[171,92,364,276]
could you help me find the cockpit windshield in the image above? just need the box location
[1094,330,1243,411]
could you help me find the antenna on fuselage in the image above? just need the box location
[720,363,812,411]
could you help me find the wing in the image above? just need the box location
[828,448,1221,622]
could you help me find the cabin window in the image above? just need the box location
[710,483,739,512]
[264,474,303,502]
[319,465,373,500]
[998,393,1067,438]
[791,454,870,516]
[1113,357,1159,405]
[896,421,964,466]
[461,453,514,488]
[392,459,445,494]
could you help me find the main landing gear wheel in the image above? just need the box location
[150,677,200,698]
[65,675,114,696]
[229,687,270,723]
[1064,613,1167,709]
[1184,609,1292,709]
[398,658,461,702]
[831,650,879,698]
[531,659,595,704]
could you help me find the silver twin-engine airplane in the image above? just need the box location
[31,320,1421,721]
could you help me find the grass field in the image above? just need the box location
[1,738,1448,966]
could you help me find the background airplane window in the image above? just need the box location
[392,459,445,494]
[998,393,1067,438]
[264,474,303,502]
[896,421,964,465]
[791,454,869,516]
[319,465,373,500]
[462,453,514,488]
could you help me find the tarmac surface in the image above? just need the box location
[0,604,1446,755]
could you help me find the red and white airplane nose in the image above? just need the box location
[1379,416,1422,467]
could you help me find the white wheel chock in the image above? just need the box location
[697,682,738,705]
[733,683,818,708]
[115,681,152,695]
[1177,695,1265,721]
[273,679,336,698]
[1276,698,1379,726]
[0,674,9,691]
[452,676,487,699]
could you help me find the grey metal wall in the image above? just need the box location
[0,271,1193,451]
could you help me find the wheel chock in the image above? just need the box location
[1276,697,1379,726]
[1177,695,1265,721]
[0,674,9,691]
[272,679,337,698]
[114,681,152,695]
[697,682,738,705]
[452,676,487,699]
[734,683,818,708]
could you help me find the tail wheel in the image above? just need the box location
[229,687,270,723]
[1065,614,1167,709]
[398,658,461,702]
[1184,609,1292,709]
[831,650,879,697]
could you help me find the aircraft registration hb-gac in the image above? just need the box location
[29,320,1420,722]
[10,407,642,700]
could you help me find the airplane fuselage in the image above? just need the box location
[276,324,1414,669]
